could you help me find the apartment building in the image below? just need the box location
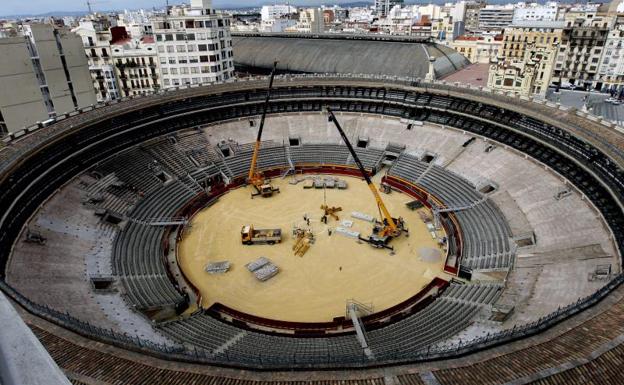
[151,0,234,88]
[0,23,95,134]
[500,21,565,60]
[451,34,502,63]
[552,12,614,89]
[513,2,560,23]
[478,5,515,31]
[464,0,486,31]
[72,18,121,101]
[375,0,405,18]
[598,24,624,91]
[111,31,160,97]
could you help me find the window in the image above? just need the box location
[187,44,196,52]
[170,68,178,75]
[187,33,195,40]
[159,57,167,64]
[165,34,173,41]
[189,56,199,63]
[161,68,169,74]
[196,32,206,40]
[164,79,170,86]
[191,67,199,74]
[200,55,209,62]
[180,67,189,74]
[166,45,174,53]
[156,34,163,41]
[158,46,165,53]
[176,33,185,41]
[176,45,186,53]
[201,66,210,73]
[198,44,207,51]
[178,56,188,64]
[168,57,176,64]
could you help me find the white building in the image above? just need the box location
[598,24,624,92]
[261,18,297,33]
[478,5,515,31]
[375,0,404,18]
[260,5,297,23]
[72,18,121,101]
[111,34,161,97]
[292,8,323,33]
[151,0,234,88]
[513,2,559,23]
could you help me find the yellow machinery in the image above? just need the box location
[292,228,314,257]
[248,61,280,198]
[320,204,342,223]
[326,107,408,250]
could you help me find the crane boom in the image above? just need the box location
[326,107,398,233]
[248,61,278,182]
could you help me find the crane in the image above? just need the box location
[326,107,407,249]
[248,61,280,198]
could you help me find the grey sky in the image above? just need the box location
[1,0,365,16]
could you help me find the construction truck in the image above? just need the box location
[326,107,408,250]
[241,225,282,245]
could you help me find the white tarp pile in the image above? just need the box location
[245,257,279,281]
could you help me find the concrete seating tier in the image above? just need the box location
[157,284,499,366]
[112,180,196,309]
[389,154,513,270]
[94,148,163,196]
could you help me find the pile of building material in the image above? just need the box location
[336,227,360,239]
[205,261,231,274]
[351,211,375,222]
[245,257,279,281]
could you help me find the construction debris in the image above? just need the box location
[351,211,375,223]
[205,261,231,274]
[292,227,314,257]
[336,227,360,239]
[246,257,280,281]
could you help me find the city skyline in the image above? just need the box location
[1,0,374,18]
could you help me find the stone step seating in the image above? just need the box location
[366,283,500,360]
[157,284,500,366]
[94,148,163,196]
[144,139,197,176]
[290,144,350,166]
[222,145,290,178]
[157,313,367,365]
[351,147,385,171]
[173,130,221,167]
[112,180,195,309]
[82,173,137,215]
[388,154,513,270]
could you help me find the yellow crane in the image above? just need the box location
[326,107,408,249]
[248,61,280,198]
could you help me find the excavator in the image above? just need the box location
[248,61,280,198]
[326,107,408,250]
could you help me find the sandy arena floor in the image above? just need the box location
[178,174,448,322]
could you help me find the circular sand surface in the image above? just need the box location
[178,174,447,322]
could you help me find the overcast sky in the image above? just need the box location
[1,0,368,16]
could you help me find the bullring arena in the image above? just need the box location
[1,74,624,384]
